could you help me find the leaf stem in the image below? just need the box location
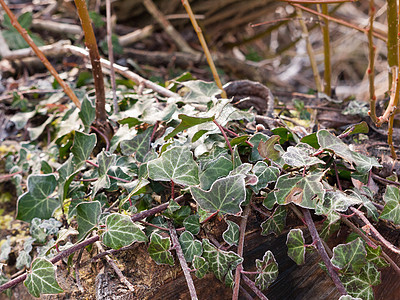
[168,221,198,300]
[213,120,234,159]
[232,204,251,300]
[302,208,347,295]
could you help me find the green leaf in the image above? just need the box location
[349,188,379,222]
[352,152,381,173]
[340,121,369,137]
[0,237,11,261]
[24,258,63,297]
[319,219,340,241]
[365,244,389,268]
[380,185,400,225]
[109,124,137,153]
[148,232,174,266]
[16,250,31,270]
[183,215,200,235]
[222,220,239,246]
[120,126,153,163]
[92,151,116,197]
[341,263,381,300]
[57,156,82,204]
[261,205,287,236]
[181,80,221,103]
[17,174,59,223]
[255,250,279,290]
[249,133,270,162]
[331,238,367,274]
[286,229,305,265]
[202,239,243,281]
[272,172,325,209]
[179,231,202,262]
[282,143,325,167]
[192,255,209,279]
[71,131,97,167]
[251,162,279,194]
[148,146,199,186]
[190,175,246,214]
[102,213,147,249]
[164,114,215,140]
[79,97,95,131]
[317,130,354,161]
[199,155,233,190]
[76,201,101,240]
[315,190,362,225]
[338,295,362,300]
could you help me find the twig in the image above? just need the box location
[367,0,377,123]
[66,45,178,98]
[106,0,118,114]
[239,285,254,300]
[371,173,400,187]
[302,208,347,295]
[241,274,269,300]
[90,125,110,151]
[341,216,400,276]
[350,207,400,255]
[232,205,251,300]
[143,0,196,54]
[94,235,135,291]
[181,0,227,98]
[0,0,81,109]
[118,25,154,46]
[168,221,198,300]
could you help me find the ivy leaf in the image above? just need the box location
[0,237,11,261]
[199,155,233,190]
[257,135,281,162]
[183,215,200,235]
[380,185,400,225]
[16,250,31,270]
[179,231,202,262]
[164,114,215,140]
[282,143,325,167]
[317,130,354,162]
[319,219,340,241]
[78,97,95,131]
[92,151,116,197]
[349,188,379,222]
[331,238,367,274]
[109,124,137,153]
[202,239,243,281]
[222,220,239,246]
[286,229,305,265]
[57,156,82,203]
[340,121,369,137]
[190,175,246,214]
[272,173,325,209]
[341,263,381,300]
[192,255,209,279]
[249,133,270,162]
[17,174,59,223]
[255,250,279,290]
[102,213,147,250]
[120,126,153,163]
[251,162,279,194]
[24,258,63,297]
[148,146,199,186]
[352,152,381,173]
[148,232,174,266]
[76,201,101,241]
[365,245,389,268]
[181,80,221,103]
[261,205,287,236]
[71,131,97,167]
[338,296,362,300]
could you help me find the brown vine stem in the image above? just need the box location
[319,3,331,96]
[367,0,377,123]
[94,233,135,291]
[168,221,198,300]
[181,0,227,98]
[232,204,251,300]
[106,0,118,114]
[341,216,400,276]
[350,207,400,255]
[74,0,107,123]
[302,208,347,295]
[241,274,268,300]
[0,0,81,109]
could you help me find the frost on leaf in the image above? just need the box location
[380,185,400,225]
[286,229,305,265]
[255,250,278,290]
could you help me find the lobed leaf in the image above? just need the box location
[192,255,209,279]
[380,185,400,225]
[255,250,279,290]
[179,231,202,262]
[222,220,239,246]
[261,205,287,236]
[286,229,305,265]
[331,238,367,274]
[148,232,174,266]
